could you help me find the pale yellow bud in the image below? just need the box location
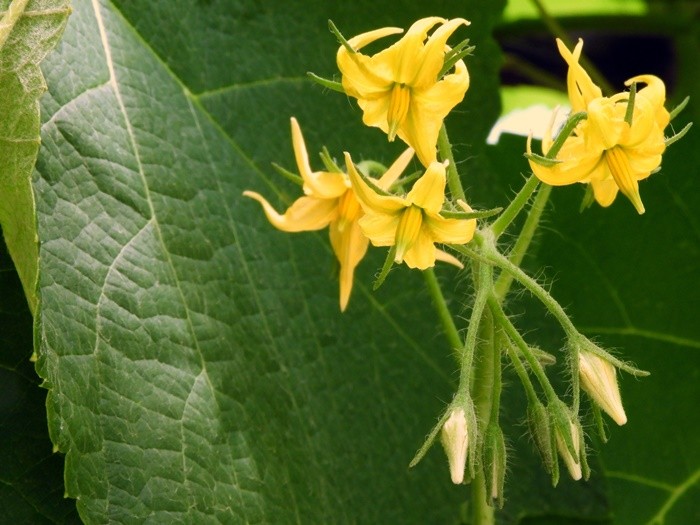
[555,419,582,481]
[440,408,469,484]
[579,351,627,425]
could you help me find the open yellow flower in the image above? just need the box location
[244,118,414,311]
[337,17,470,167]
[527,39,670,214]
[345,152,476,270]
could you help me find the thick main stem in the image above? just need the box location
[470,308,496,525]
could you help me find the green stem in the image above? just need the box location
[469,289,496,525]
[438,124,466,201]
[471,469,494,525]
[423,268,462,361]
[500,327,540,406]
[529,0,615,95]
[453,241,578,339]
[458,263,492,389]
[494,183,552,300]
[488,326,504,425]
[489,295,559,403]
[490,175,540,238]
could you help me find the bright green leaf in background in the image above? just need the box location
[0,0,698,524]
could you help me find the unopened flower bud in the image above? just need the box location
[579,350,627,425]
[527,401,555,475]
[440,408,469,484]
[549,401,583,481]
[483,424,507,508]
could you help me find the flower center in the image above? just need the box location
[335,189,362,233]
[387,83,411,142]
[394,205,423,263]
[605,146,645,214]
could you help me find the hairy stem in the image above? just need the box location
[438,124,466,202]
[494,183,552,301]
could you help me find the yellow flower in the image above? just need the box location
[336,17,470,167]
[244,118,414,311]
[528,39,670,214]
[345,152,476,270]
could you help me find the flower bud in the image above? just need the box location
[527,401,555,475]
[549,401,583,481]
[579,350,627,425]
[483,424,507,508]
[440,408,469,484]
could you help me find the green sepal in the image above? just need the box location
[549,399,578,460]
[665,122,692,148]
[524,152,562,167]
[356,160,388,178]
[438,38,474,79]
[624,81,637,126]
[669,95,689,121]
[307,71,345,94]
[483,423,507,509]
[546,111,588,159]
[319,146,344,173]
[389,170,422,193]
[271,162,303,186]
[373,245,396,290]
[351,161,393,197]
[328,19,354,54]
[591,403,609,444]
[579,184,595,212]
[441,207,503,220]
[409,405,452,469]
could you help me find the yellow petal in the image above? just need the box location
[527,134,601,186]
[243,191,336,231]
[406,161,447,213]
[402,229,437,269]
[435,249,464,269]
[556,38,601,112]
[424,213,476,244]
[400,60,469,166]
[412,18,470,88]
[337,27,402,99]
[376,148,415,190]
[290,118,348,199]
[605,147,645,213]
[329,218,369,312]
[627,74,670,130]
[345,152,406,214]
[587,96,629,150]
[346,26,404,52]
[589,176,619,208]
[394,205,423,263]
[625,146,663,180]
[379,17,446,85]
[358,212,400,246]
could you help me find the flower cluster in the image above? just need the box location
[243,16,688,506]
[528,39,672,214]
[245,17,476,310]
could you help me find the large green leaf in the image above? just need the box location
[0,0,70,313]
[32,1,507,523]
